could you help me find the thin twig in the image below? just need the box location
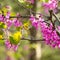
[10,15,30,18]
[53,12,60,23]
[49,10,55,30]
[4,15,50,25]
[49,11,60,37]
[21,38,45,41]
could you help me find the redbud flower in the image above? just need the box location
[5,40,18,51]
[0,14,4,22]
[43,0,58,13]
[6,19,12,28]
[6,12,10,19]
[30,15,60,48]
[13,19,22,27]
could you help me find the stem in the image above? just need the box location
[21,38,45,41]
[49,10,55,30]
[49,11,60,36]
[53,12,60,23]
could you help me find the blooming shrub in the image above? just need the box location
[0,0,59,51]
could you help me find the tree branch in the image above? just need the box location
[53,12,60,23]
[21,38,45,41]
[49,10,55,30]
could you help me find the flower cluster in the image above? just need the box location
[40,22,60,48]
[0,12,22,51]
[0,0,59,50]
[30,15,60,48]
[30,15,44,29]
[43,0,58,13]
[0,12,22,29]
[5,40,18,51]
[5,31,22,51]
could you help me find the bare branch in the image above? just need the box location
[21,38,45,41]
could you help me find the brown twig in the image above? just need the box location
[49,11,60,36]
[21,38,45,41]
[49,10,55,30]
[53,12,60,23]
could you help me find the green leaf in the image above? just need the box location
[18,0,25,3]
[43,0,49,2]
[45,0,49,2]
[16,27,21,31]
[26,4,33,9]
[0,23,4,28]
[9,36,19,45]
[0,40,4,45]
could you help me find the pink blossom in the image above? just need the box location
[5,40,18,51]
[57,26,60,30]
[6,12,10,19]
[40,19,60,48]
[0,14,4,22]
[43,0,58,13]
[30,15,39,29]
[30,15,60,48]
[13,19,22,27]
[6,19,12,28]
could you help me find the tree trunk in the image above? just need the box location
[35,1,43,60]
[29,0,42,60]
[29,0,37,60]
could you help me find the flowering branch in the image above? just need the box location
[0,0,60,50]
